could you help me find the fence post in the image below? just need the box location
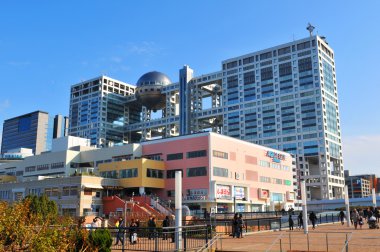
[183,228,187,251]
[325,214,328,223]
[154,230,158,252]
[206,225,209,248]
[258,219,260,231]
[122,227,125,252]
[289,232,292,251]
[280,238,283,252]
[326,233,329,252]
[332,214,334,224]
[280,218,282,231]
[307,233,310,252]
[345,233,348,252]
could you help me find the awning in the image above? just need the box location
[82,184,103,189]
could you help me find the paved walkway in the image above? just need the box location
[215,223,380,252]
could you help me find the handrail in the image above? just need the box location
[196,233,221,252]
[265,232,284,252]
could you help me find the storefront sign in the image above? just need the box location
[286,191,295,201]
[259,188,269,199]
[266,151,285,163]
[183,195,207,201]
[187,189,208,196]
[234,186,245,199]
[216,185,231,199]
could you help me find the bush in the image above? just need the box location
[88,229,112,252]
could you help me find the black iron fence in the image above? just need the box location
[89,225,213,251]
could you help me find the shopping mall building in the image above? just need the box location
[0,133,295,216]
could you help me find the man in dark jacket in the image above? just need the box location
[115,217,125,245]
[309,211,317,230]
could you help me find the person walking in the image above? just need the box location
[298,212,303,229]
[352,209,360,230]
[339,210,345,225]
[231,213,238,238]
[148,215,156,240]
[129,219,138,244]
[162,215,170,240]
[289,214,294,231]
[115,217,125,246]
[309,211,317,230]
[238,214,244,238]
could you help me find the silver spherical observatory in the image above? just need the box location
[135,71,171,112]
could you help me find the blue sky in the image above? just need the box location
[0,1,379,175]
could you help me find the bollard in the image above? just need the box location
[345,233,348,252]
[289,232,292,251]
[307,233,310,252]
[280,238,283,252]
[183,229,187,251]
[326,233,329,252]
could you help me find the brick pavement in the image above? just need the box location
[215,222,380,252]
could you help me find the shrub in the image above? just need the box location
[88,229,113,252]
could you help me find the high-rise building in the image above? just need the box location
[53,115,69,139]
[68,76,137,147]
[1,111,68,155]
[68,33,344,200]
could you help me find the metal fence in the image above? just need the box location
[92,225,213,251]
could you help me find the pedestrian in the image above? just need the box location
[238,214,244,238]
[170,214,175,243]
[148,215,156,240]
[298,212,303,229]
[232,213,238,238]
[129,218,138,244]
[309,211,317,230]
[352,209,359,230]
[339,210,345,225]
[289,214,294,231]
[115,217,125,246]
[162,215,170,240]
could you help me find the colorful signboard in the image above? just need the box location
[234,186,245,199]
[216,185,231,199]
[259,188,269,199]
[266,151,285,163]
[286,191,295,201]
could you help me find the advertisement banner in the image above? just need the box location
[234,186,245,199]
[216,185,231,199]
[286,191,295,201]
[259,188,269,199]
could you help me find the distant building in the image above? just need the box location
[345,170,378,194]
[344,170,374,198]
[1,111,68,155]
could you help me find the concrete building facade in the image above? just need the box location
[69,34,344,200]
[0,133,294,215]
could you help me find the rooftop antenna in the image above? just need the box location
[306,23,315,37]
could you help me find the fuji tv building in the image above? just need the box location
[69,34,344,201]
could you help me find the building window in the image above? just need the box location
[186,150,207,159]
[51,162,65,169]
[213,167,229,178]
[212,150,228,159]
[260,176,271,183]
[167,190,175,197]
[259,160,270,167]
[25,166,36,172]
[147,168,164,179]
[167,169,183,179]
[84,189,92,196]
[120,168,138,178]
[187,167,207,177]
[167,153,183,161]
[37,164,49,171]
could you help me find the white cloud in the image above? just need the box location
[7,61,30,66]
[0,99,10,113]
[342,135,380,176]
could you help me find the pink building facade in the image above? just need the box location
[142,132,294,213]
